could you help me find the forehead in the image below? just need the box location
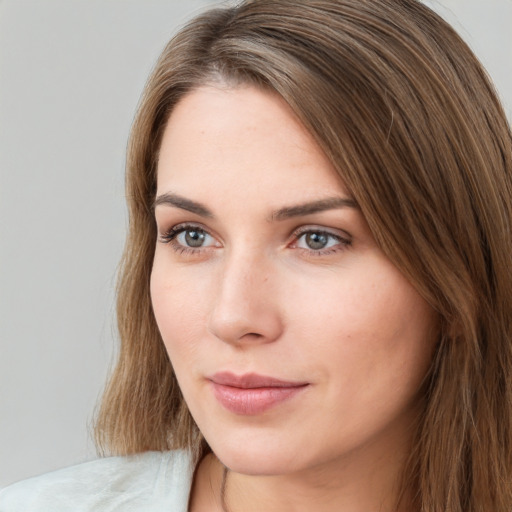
[156,85,348,206]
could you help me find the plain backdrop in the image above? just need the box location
[1,0,511,487]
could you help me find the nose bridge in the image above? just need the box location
[207,245,283,345]
[226,244,269,293]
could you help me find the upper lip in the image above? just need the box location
[208,372,308,389]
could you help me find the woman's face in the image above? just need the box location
[151,85,437,477]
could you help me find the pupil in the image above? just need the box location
[185,230,205,247]
[306,232,328,250]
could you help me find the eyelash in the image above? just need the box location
[158,223,352,257]
[158,224,215,257]
[292,226,351,256]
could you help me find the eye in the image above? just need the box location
[159,224,219,252]
[176,228,213,248]
[293,228,351,254]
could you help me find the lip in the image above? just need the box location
[208,372,309,415]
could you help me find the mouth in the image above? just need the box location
[208,372,310,415]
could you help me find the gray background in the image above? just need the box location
[1,0,510,487]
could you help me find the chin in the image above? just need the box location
[207,433,309,476]
[219,453,296,477]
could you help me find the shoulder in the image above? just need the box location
[0,450,194,512]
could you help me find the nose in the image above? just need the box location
[207,251,284,346]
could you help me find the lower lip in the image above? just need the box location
[210,382,308,415]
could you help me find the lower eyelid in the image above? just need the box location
[291,228,352,253]
[158,224,222,253]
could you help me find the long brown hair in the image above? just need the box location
[95,1,512,509]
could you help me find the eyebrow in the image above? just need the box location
[271,197,358,221]
[153,192,358,220]
[153,193,213,218]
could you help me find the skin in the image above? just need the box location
[151,84,437,512]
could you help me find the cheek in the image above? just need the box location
[287,260,436,391]
[150,257,209,358]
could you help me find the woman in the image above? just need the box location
[1,0,511,511]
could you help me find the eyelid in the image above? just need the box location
[291,225,352,243]
[293,224,352,240]
[158,222,221,249]
[289,225,352,255]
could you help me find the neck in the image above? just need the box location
[222,449,411,512]
[189,410,420,512]
[190,441,414,512]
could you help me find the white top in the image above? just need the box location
[0,450,194,511]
